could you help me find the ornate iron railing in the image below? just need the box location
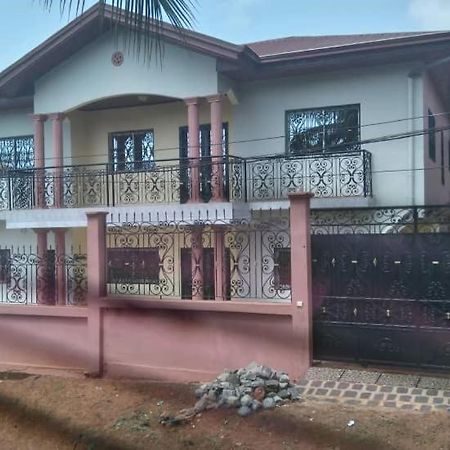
[106,214,290,301]
[245,150,372,201]
[0,247,87,305]
[0,150,372,210]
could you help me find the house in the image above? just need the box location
[0,3,449,307]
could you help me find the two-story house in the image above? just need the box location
[0,3,449,306]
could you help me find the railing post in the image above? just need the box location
[86,211,108,376]
[288,192,314,379]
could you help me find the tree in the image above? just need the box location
[41,0,196,59]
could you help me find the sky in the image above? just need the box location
[1,0,450,71]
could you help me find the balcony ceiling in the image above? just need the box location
[78,94,179,111]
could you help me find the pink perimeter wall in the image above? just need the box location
[0,306,88,371]
[102,307,298,382]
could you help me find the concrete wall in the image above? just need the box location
[34,31,220,114]
[232,64,425,206]
[0,307,88,371]
[423,72,450,205]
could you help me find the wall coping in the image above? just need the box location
[0,305,88,318]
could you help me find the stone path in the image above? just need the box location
[299,367,450,413]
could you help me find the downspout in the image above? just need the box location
[407,72,420,206]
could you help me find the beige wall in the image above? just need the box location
[0,108,33,138]
[68,100,233,166]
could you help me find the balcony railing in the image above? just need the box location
[0,150,371,211]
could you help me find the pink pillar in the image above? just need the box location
[54,228,66,305]
[191,226,204,300]
[214,226,226,301]
[208,95,225,202]
[185,98,201,203]
[31,114,47,208]
[86,212,108,376]
[288,192,314,378]
[49,113,65,208]
[35,228,50,305]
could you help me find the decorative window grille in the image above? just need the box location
[107,248,160,284]
[110,129,155,172]
[286,104,360,155]
[0,136,34,170]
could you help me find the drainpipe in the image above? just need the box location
[407,72,420,206]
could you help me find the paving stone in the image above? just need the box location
[365,384,379,392]
[360,392,372,400]
[373,393,385,401]
[343,390,358,398]
[329,389,341,397]
[417,377,450,390]
[323,381,336,389]
[386,394,397,401]
[320,397,339,404]
[304,367,344,381]
[297,379,309,387]
[426,389,439,396]
[411,388,424,395]
[351,383,364,390]
[399,395,412,402]
[433,397,444,405]
[396,387,409,394]
[420,404,432,413]
[443,391,450,397]
[310,380,323,388]
[380,386,394,393]
[315,388,329,396]
[415,396,429,404]
[434,404,448,411]
[367,400,381,407]
[344,399,362,406]
[339,370,381,384]
[401,404,415,410]
[306,388,316,395]
[377,374,419,388]
[337,382,350,389]
[383,401,397,408]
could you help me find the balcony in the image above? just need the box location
[0,150,372,211]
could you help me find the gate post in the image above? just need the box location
[288,192,314,379]
[86,212,108,376]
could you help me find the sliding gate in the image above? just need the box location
[311,206,450,370]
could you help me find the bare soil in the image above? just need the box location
[0,372,448,450]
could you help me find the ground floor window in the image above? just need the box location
[107,248,160,284]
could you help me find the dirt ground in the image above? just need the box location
[0,372,448,450]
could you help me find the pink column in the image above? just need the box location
[185,98,201,203]
[35,228,50,305]
[49,113,65,208]
[288,192,314,378]
[31,114,47,208]
[214,226,226,301]
[191,226,204,300]
[54,228,66,305]
[208,95,225,202]
[86,212,108,376]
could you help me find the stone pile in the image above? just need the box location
[160,362,302,425]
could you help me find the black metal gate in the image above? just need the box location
[311,206,450,370]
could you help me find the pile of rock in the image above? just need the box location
[160,362,302,424]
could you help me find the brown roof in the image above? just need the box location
[247,32,446,57]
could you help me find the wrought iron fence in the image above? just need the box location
[0,246,87,305]
[106,213,291,301]
[246,150,372,201]
[0,150,372,210]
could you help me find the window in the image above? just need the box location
[107,248,160,284]
[109,129,154,172]
[286,104,360,155]
[274,248,291,289]
[0,249,10,284]
[428,110,436,162]
[0,136,34,170]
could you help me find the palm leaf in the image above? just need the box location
[40,0,197,61]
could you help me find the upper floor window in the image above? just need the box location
[0,136,34,170]
[109,129,154,172]
[428,110,436,162]
[286,104,360,156]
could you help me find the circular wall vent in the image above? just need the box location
[111,51,124,67]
